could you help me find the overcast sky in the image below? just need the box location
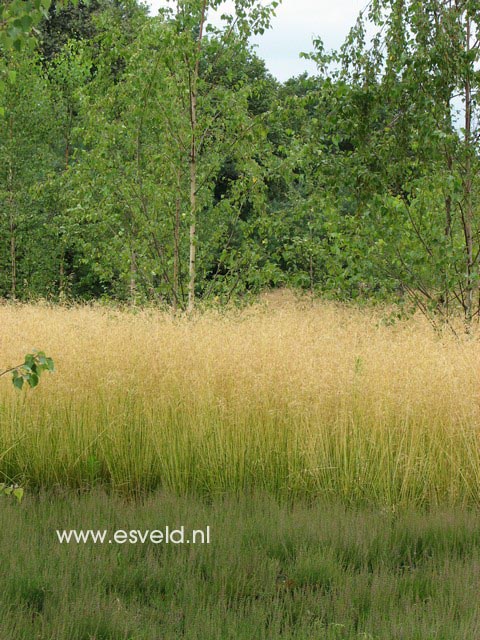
[146,0,367,81]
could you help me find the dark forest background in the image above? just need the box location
[1,0,479,325]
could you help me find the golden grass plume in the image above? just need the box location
[0,299,478,505]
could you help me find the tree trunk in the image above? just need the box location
[463,15,474,328]
[187,0,208,314]
[443,124,453,318]
[9,218,16,300]
[59,251,66,301]
[130,249,138,305]
[188,135,197,313]
[173,190,181,312]
[8,115,16,300]
[60,131,70,300]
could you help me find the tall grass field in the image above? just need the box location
[2,298,480,639]
[1,298,478,506]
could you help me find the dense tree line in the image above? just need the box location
[0,0,479,325]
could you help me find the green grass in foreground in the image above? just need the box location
[0,491,479,639]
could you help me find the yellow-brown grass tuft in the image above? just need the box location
[0,300,478,505]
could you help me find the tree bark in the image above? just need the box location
[8,114,16,300]
[187,0,208,314]
[59,253,65,301]
[9,218,16,300]
[188,136,197,313]
[462,14,474,328]
[443,114,453,318]
[130,249,138,305]
[173,189,181,312]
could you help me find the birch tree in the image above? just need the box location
[307,0,480,328]
[161,0,280,311]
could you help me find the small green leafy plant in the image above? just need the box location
[0,351,54,503]
[0,351,54,390]
[0,483,24,503]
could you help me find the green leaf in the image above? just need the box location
[25,354,35,366]
[19,15,33,32]
[13,376,24,391]
[13,487,24,503]
[27,373,39,388]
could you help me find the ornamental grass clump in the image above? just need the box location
[0,299,478,506]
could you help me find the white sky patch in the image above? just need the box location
[146,0,368,80]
